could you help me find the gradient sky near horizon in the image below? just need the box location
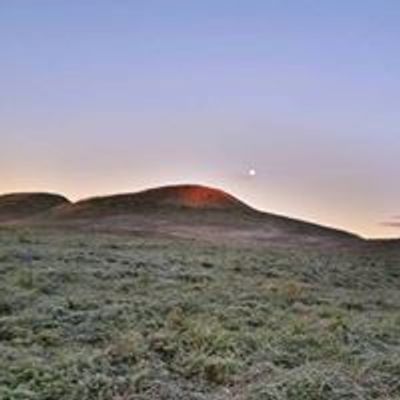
[1,1,400,238]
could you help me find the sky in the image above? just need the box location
[1,1,400,238]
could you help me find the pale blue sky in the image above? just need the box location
[1,1,400,237]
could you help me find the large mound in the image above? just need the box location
[53,184,251,219]
[0,193,70,223]
[0,185,361,246]
[47,184,359,246]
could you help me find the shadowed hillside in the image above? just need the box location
[0,193,70,223]
[20,184,359,246]
[0,185,361,245]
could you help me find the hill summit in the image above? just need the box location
[134,184,248,209]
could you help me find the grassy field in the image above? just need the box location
[0,227,399,399]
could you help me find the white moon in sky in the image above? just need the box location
[248,169,256,177]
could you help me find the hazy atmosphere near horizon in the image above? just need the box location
[1,1,400,238]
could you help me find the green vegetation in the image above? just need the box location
[0,227,399,399]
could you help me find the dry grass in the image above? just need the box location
[0,227,399,399]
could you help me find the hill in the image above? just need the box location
[0,192,70,223]
[52,184,252,218]
[31,184,359,246]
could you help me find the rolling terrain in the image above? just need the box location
[0,185,399,399]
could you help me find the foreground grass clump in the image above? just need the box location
[0,228,399,399]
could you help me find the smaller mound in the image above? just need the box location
[0,193,70,223]
[54,185,251,219]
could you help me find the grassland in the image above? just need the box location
[0,227,399,399]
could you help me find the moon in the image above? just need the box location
[248,169,256,177]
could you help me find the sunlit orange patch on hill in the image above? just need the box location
[153,185,245,209]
